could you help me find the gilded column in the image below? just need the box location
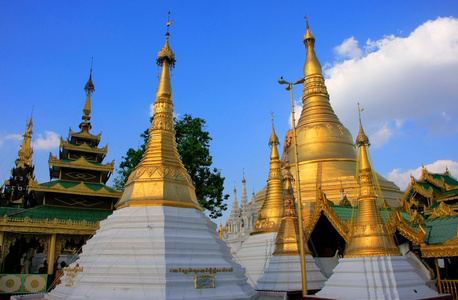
[47,233,57,275]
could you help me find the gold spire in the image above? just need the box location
[116,16,201,211]
[252,117,284,234]
[16,116,34,168]
[344,118,400,257]
[80,60,94,133]
[273,165,312,256]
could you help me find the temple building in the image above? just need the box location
[43,24,256,300]
[312,120,441,299]
[223,176,257,253]
[0,70,122,295]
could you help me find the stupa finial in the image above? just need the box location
[303,16,321,77]
[80,61,94,133]
[356,103,370,147]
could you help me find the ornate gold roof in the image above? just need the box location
[115,31,201,211]
[252,122,284,235]
[60,137,108,155]
[28,179,121,198]
[69,128,102,142]
[48,154,114,173]
[16,116,34,168]
[344,122,400,257]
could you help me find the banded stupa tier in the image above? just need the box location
[29,70,122,211]
[235,121,284,287]
[1,116,37,208]
[313,122,440,300]
[286,21,402,211]
[256,166,326,292]
[46,28,256,300]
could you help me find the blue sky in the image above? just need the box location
[1,1,458,222]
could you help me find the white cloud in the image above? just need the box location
[325,17,458,138]
[150,103,180,119]
[388,159,458,190]
[0,134,22,148]
[33,131,60,150]
[334,36,363,60]
[288,101,302,128]
[149,103,155,117]
[370,122,393,148]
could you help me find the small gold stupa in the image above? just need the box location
[344,120,400,257]
[252,117,284,234]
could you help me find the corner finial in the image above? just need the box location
[358,102,364,125]
[166,11,173,36]
[356,103,370,146]
[84,58,95,95]
[271,111,275,128]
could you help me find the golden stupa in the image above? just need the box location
[344,121,400,257]
[282,21,402,214]
[115,32,201,211]
[252,119,284,234]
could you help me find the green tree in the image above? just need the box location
[113,114,228,218]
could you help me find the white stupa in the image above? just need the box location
[45,25,256,300]
[312,121,443,300]
[256,166,327,292]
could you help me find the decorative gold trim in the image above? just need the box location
[387,210,426,244]
[424,202,458,219]
[0,216,99,235]
[118,199,203,211]
[303,190,350,242]
[421,236,458,258]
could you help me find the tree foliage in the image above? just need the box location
[113,114,228,218]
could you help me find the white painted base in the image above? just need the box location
[45,206,256,300]
[256,255,327,291]
[233,233,277,287]
[314,256,440,300]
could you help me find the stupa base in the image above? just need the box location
[312,256,446,300]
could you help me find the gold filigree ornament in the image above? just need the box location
[425,202,458,219]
